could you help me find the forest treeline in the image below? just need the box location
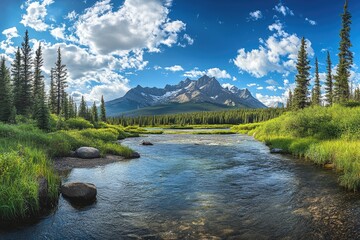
[0,30,107,131]
[108,108,286,126]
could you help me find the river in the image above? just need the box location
[2,133,360,239]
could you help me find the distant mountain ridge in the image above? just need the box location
[106,75,266,116]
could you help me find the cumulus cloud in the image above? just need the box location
[266,86,277,91]
[164,65,184,72]
[74,0,186,55]
[233,21,314,78]
[274,2,294,16]
[256,93,286,107]
[247,83,257,87]
[249,10,263,21]
[305,18,317,26]
[20,0,54,31]
[265,79,278,85]
[184,67,231,79]
[0,27,20,55]
[183,34,194,45]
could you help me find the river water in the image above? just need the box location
[2,133,360,239]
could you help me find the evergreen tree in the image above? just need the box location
[34,88,50,131]
[286,90,293,109]
[91,102,99,123]
[100,95,106,122]
[49,68,57,113]
[33,44,44,103]
[0,58,13,122]
[62,92,69,120]
[33,44,45,118]
[54,47,68,115]
[293,37,311,109]
[68,96,76,118]
[19,30,33,115]
[312,57,321,105]
[79,96,87,119]
[334,0,353,103]
[325,51,333,106]
[11,47,22,113]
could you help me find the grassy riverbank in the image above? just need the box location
[232,105,360,190]
[0,118,135,222]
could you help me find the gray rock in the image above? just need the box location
[270,148,285,154]
[75,147,100,159]
[129,151,140,159]
[61,182,97,205]
[69,151,77,157]
[38,177,49,208]
[141,141,153,146]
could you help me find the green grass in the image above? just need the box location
[0,119,136,222]
[233,105,360,191]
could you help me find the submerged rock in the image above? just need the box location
[75,147,100,159]
[128,151,140,159]
[61,182,97,205]
[141,141,153,146]
[38,177,49,208]
[270,148,285,154]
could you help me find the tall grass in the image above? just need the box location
[0,119,135,222]
[233,105,360,191]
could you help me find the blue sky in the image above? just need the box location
[0,0,359,106]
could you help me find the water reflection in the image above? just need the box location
[2,133,360,239]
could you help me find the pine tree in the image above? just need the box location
[293,37,311,109]
[79,96,87,119]
[54,47,68,115]
[62,92,69,120]
[312,57,321,105]
[34,88,50,131]
[0,58,13,122]
[100,95,106,122]
[325,51,333,106]
[334,0,353,103]
[19,30,33,115]
[33,44,44,103]
[49,68,57,113]
[91,102,98,123]
[11,47,22,113]
[286,90,293,109]
[68,96,76,118]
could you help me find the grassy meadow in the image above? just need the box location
[0,116,135,222]
[232,105,360,190]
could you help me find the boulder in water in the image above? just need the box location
[75,147,100,159]
[270,148,285,154]
[141,141,153,146]
[61,182,97,205]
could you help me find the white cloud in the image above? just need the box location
[50,25,66,40]
[184,67,231,79]
[284,79,289,85]
[164,65,184,72]
[247,83,257,87]
[20,0,54,31]
[256,93,286,107]
[74,0,186,55]
[232,76,237,81]
[0,27,20,55]
[154,65,162,70]
[222,83,235,90]
[266,86,277,91]
[249,10,263,21]
[274,2,294,16]
[183,34,194,45]
[305,18,317,26]
[257,86,264,90]
[2,27,19,39]
[65,10,78,21]
[233,21,313,78]
[265,79,278,85]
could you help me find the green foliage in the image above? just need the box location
[0,58,13,123]
[243,105,360,190]
[65,118,94,130]
[325,51,333,106]
[311,57,321,106]
[100,95,106,122]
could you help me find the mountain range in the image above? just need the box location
[106,75,266,116]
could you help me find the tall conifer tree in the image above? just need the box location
[325,51,333,106]
[0,58,13,122]
[100,95,106,122]
[334,0,353,103]
[54,47,68,115]
[20,30,33,115]
[312,58,321,106]
[11,47,22,113]
[293,37,311,109]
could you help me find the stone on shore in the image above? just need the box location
[61,182,97,205]
[75,147,100,159]
[270,148,285,154]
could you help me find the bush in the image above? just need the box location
[65,118,94,130]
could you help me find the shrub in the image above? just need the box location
[65,118,94,130]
